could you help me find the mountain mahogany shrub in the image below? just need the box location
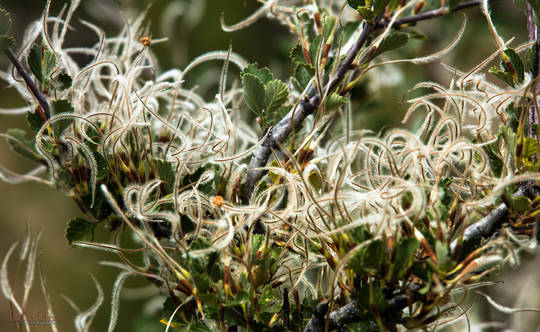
[1,0,540,331]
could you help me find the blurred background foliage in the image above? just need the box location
[0,0,539,331]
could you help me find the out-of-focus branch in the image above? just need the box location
[4,48,50,119]
[527,4,539,140]
[380,0,501,29]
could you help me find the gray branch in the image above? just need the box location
[452,181,540,252]
[303,284,423,332]
[241,20,376,203]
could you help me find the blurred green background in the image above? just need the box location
[0,1,539,331]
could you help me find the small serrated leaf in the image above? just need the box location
[526,44,538,78]
[292,64,313,91]
[264,79,288,125]
[51,99,74,135]
[373,0,391,15]
[65,217,95,246]
[391,237,419,281]
[0,7,12,35]
[435,242,453,272]
[28,44,43,83]
[357,6,377,21]
[290,44,308,66]
[242,73,266,117]
[26,110,44,132]
[56,72,72,91]
[241,63,273,84]
[370,31,409,59]
[42,49,58,84]
[5,128,41,162]
[325,93,348,110]
[153,159,175,192]
[489,66,515,87]
[501,48,524,84]
[309,35,322,66]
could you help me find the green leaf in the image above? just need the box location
[347,0,365,9]
[242,73,266,117]
[251,234,265,263]
[522,137,538,159]
[325,93,348,110]
[370,31,409,59]
[511,195,532,213]
[259,284,279,313]
[229,290,250,306]
[489,66,515,87]
[56,72,72,91]
[27,43,59,85]
[0,7,11,35]
[5,128,41,162]
[435,242,453,272]
[373,0,391,15]
[51,99,74,135]
[0,35,14,50]
[307,169,323,192]
[501,48,524,84]
[65,217,95,246]
[322,15,336,42]
[309,35,322,67]
[290,44,308,66]
[179,322,212,332]
[485,139,504,177]
[527,44,538,78]
[391,237,419,281]
[193,273,212,294]
[161,297,183,326]
[347,239,383,276]
[28,44,43,83]
[292,64,313,91]
[181,214,195,233]
[241,63,273,85]
[264,79,288,126]
[357,7,377,22]
[26,110,44,132]
[296,12,316,44]
[350,225,370,243]
[93,151,109,180]
[153,159,175,192]
[356,284,388,319]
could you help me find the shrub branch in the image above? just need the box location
[241,19,377,203]
[4,48,50,119]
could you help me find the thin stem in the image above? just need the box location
[527,4,539,140]
[4,48,50,119]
